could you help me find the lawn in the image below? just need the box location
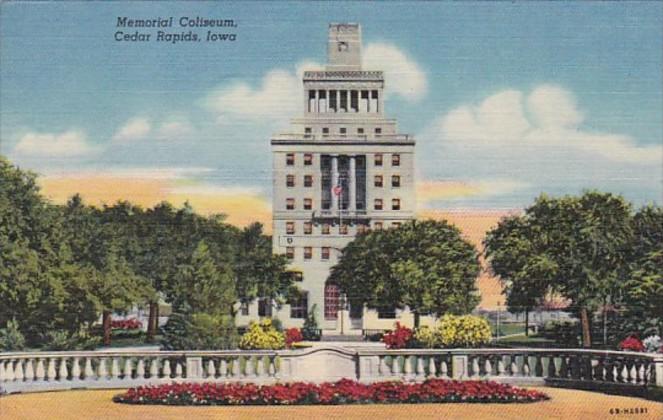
[1,387,661,420]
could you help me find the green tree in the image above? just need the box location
[163,241,237,350]
[485,191,634,347]
[0,157,95,343]
[87,248,154,345]
[234,222,292,313]
[621,205,663,336]
[484,216,555,335]
[329,220,481,328]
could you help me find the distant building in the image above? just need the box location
[238,23,423,334]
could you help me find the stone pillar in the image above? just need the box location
[314,89,319,113]
[186,357,203,379]
[336,90,341,113]
[331,155,339,210]
[452,355,468,379]
[349,156,356,211]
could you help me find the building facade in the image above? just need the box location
[238,23,419,333]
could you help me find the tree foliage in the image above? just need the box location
[329,220,481,324]
[484,191,635,347]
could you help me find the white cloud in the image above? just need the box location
[112,117,151,142]
[363,43,427,102]
[156,118,194,141]
[419,84,662,206]
[203,43,427,125]
[437,85,661,164]
[13,130,97,157]
[204,68,303,126]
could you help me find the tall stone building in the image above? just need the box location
[238,23,416,334]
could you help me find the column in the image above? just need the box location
[349,156,356,211]
[336,90,341,113]
[315,89,319,113]
[331,155,339,210]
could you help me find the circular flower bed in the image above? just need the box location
[113,379,549,406]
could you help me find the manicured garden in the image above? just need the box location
[112,379,549,406]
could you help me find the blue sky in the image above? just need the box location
[1,1,661,212]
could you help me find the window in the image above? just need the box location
[339,223,348,235]
[392,175,401,187]
[303,198,312,210]
[286,222,295,235]
[286,247,295,260]
[322,127,329,135]
[392,222,402,229]
[286,153,295,166]
[374,153,383,166]
[286,174,295,187]
[357,224,368,234]
[258,298,273,317]
[374,175,383,187]
[322,223,330,235]
[357,128,364,135]
[240,301,249,316]
[325,283,340,320]
[304,127,312,136]
[392,154,400,166]
[321,247,330,260]
[378,307,396,319]
[392,198,401,210]
[286,198,295,210]
[290,292,308,319]
[340,127,347,135]
[304,247,313,260]
[375,127,382,135]
[304,153,313,166]
[374,199,383,210]
[374,221,383,230]
[304,221,312,235]
[304,175,313,187]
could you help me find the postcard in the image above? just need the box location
[0,1,661,419]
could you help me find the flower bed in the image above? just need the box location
[113,379,549,406]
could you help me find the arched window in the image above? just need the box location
[324,283,340,320]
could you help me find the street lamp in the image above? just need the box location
[496,301,501,340]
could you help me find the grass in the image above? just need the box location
[490,322,527,337]
[2,387,662,420]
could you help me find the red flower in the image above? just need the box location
[382,322,413,349]
[113,379,549,406]
[619,335,645,352]
[285,328,304,348]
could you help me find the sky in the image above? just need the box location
[1,1,662,222]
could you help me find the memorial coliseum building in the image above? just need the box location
[237,23,432,335]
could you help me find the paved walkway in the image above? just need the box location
[1,387,660,420]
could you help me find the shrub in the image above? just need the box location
[619,335,645,352]
[643,335,662,353]
[541,320,580,346]
[382,322,413,349]
[285,328,303,348]
[270,318,284,332]
[113,379,550,405]
[435,315,492,348]
[239,319,285,350]
[161,312,237,350]
[42,330,101,351]
[0,320,26,351]
[301,304,321,341]
[413,325,436,348]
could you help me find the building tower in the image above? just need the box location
[247,23,415,333]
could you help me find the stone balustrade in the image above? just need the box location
[1,347,661,394]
